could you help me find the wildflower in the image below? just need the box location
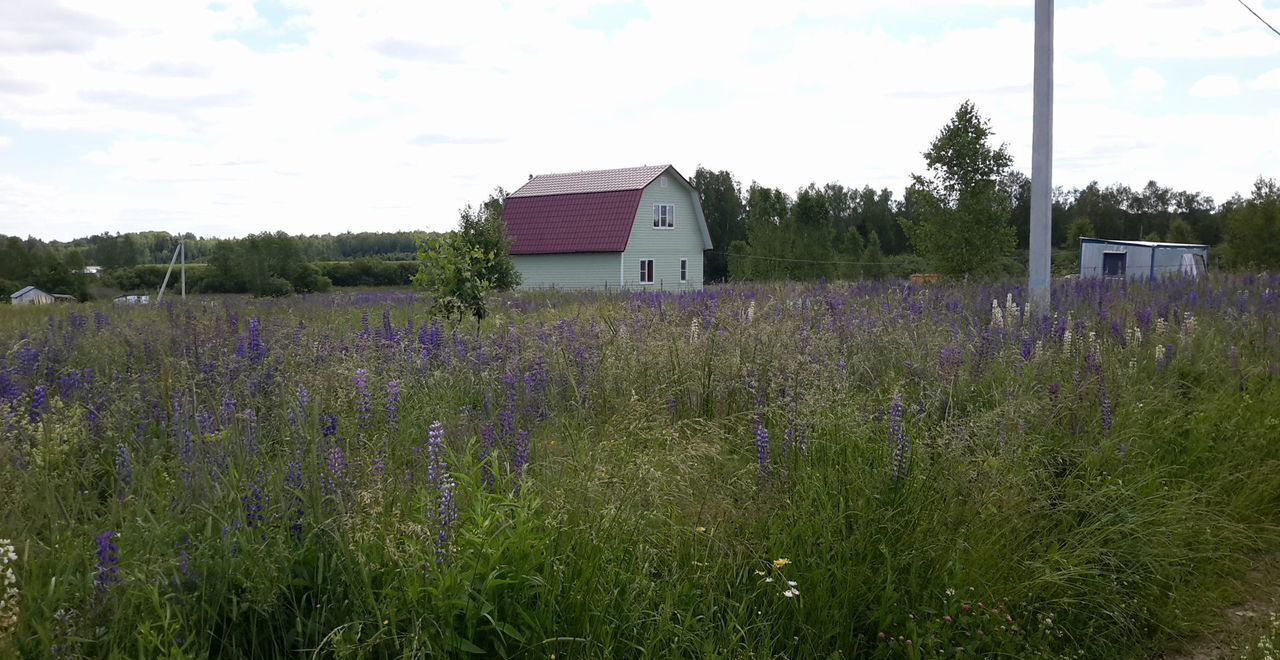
[30,384,47,424]
[754,417,771,483]
[990,299,1004,328]
[689,317,701,343]
[353,369,371,431]
[114,445,132,501]
[695,526,707,533]
[321,413,338,438]
[773,558,791,568]
[746,300,756,324]
[1155,343,1167,368]
[0,539,18,637]
[944,615,953,624]
[782,588,799,598]
[889,392,909,484]
[94,531,120,594]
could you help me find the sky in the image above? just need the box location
[0,0,1278,241]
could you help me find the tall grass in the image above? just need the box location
[0,278,1278,658]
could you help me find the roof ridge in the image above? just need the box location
[532,164,668,178]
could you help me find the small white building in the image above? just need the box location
[9,286,55,305]
[114,294,150,305]
[1079,238,1208,280]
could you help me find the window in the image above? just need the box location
[652,204,675,229]
[639,259,655,284]
[680,258,688,282]
[1102,252,1126,278]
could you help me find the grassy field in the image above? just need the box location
[1,278,1279,658]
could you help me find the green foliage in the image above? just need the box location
[862,230,886,279]
[457,189,521,293]
[1166,218,1197,244]
[901,100,1016,277]
[202,232,332,297]
[1225,177,1280,269]
[413,235,498,327]
[318,259,418,287]
[0,236,91,300]
[693,167,746,283]
[1066,217,1096,247]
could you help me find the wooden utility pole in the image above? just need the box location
[1029,0,1054,310]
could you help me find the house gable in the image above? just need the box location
[620,168,712,290]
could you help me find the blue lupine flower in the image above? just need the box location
[321,413,338,438]
[385,379,401,430]
[755,416,771,483]
[30,384,47,423]
[95,531,120,594]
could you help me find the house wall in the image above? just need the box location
[1080,242,1153,280]
[620,172,705,290]
[512,252,622,291]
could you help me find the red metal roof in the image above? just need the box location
[503,189,643,254]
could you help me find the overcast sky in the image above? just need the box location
[0,0,1277,241]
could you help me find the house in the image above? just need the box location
[81,266,102,276]
[114,294,150,305]
[9,286,55,305]
[502,165,713,290]
[1079,238,1208,280]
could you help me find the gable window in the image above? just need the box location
[652,204,675,229]
[639,259,655,284]
[680,258,688,282]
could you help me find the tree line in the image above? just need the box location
[694,101,1280,282]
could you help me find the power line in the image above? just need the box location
[711,250,886,266]
[1237,0,1280,37]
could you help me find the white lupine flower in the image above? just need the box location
[746,300,756,324]
[990,299,1004,328]
[689,318,701,343]
[1155,344,1167,362]
[0,539,17,637]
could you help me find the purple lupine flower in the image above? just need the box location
[246,317,267,363]
[220,393,237,427]
[323,445,346,500]
[241,482,267,541]
[1048,382,1060,400]
[382,308,395,342]
[425,421,457,562]
[513,430,530,491]
[94,310,109,331]
[94,531,121,594]
[196,409,216,436]
[1100,382,1113,434]
[754,417,771,483]
[889,392,909,485]
[385,379,401,430]
[1020,336,1035,362]
[426,421,446,487]
[285,457,305,542]
[115,445,132,500]
[30,384,47,423]
[321,413,338,438]
[353,369,371,431]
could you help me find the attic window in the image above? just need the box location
[653,204,674,229]
[660,176,668,188]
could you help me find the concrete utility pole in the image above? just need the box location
[1029,0,1054,311]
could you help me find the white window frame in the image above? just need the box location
[639,259,655,284]
[652,203,675,229]
[679,258,688,282]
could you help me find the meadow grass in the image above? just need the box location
[1,277,1278,658]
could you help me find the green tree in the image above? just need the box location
[837,227,864,279]
[1166,218,1197,244]
[862,230,887,280]
[901,100,1015,276]
[457,189,521,293]
[692,168,745,283]
[1066,218,1096,248]
[1224,177,1280,269]
[413,235,497,332]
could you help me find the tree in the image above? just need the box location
[413,235,497,332]
[900,100,1015,276]
[836,227,864,279]
[456,189,521,293]
[862,230,887,279]
[202,232,331,296]
[692,168,746,283]
[1224,177,1280,269]
[1166,218,1196,244]
[1066,218,1096,248]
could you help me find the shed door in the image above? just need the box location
[1102,251,1127,277]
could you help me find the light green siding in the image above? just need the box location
[621,172,707,291]
[513,252,621,291]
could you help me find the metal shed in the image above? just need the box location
[1079,238,1208,280]
[9,286,56,305]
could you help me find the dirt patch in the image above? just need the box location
[1160,556,1280,660]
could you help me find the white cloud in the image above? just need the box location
[1127,66,1165,94]
[1189,74,1242,98]
[0,0,1277,240]
[1248,68,1280,91]
[0,136,10,149]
